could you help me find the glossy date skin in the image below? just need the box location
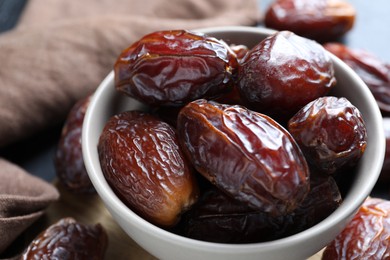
[55,95,95,194]
[183,174,341,243]
[114,30,238,107]
[98,111,199,227]
[322,197,390,259]
[183,186,288,243]
[238,31,336,121]
[288,96,367,175]
[324,42,390,115]
[23,218,107,260]
[264,0,356,42]
[177,99,310,216]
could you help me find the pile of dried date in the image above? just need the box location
[96,29,368,244]
[49,0,390,257]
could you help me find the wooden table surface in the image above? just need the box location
[1,0,390,259]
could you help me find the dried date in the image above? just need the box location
[177,99,310,216]
[322,197,390,259]
[324,42,390,115]
[55,95,95,194]
[286,173,342,236]
[22,218,107,260]
[212,85,244,106]
[114,30,238,106]
[98,111,199,227]
[183,173,341,243]
[264,0,356,42]
[183,187,287,243]
[238,31,336,121]
[288,96,367,174]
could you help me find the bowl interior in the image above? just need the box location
[82,26,385,260]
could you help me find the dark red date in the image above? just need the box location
[177,99,310,216]
[322,197,390,259]
[238,31,336,121]
[98,111,199,227]
[183,174,341,243]
[114,30,238,106]
[55,95,95,194]
[287,173,342,236]
[183,187,287,243]
[324,42,390,115]
[23,218,107,260]
[265,0,356,42]
[288,96,367,174]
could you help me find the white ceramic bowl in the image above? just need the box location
[82,26,385,260]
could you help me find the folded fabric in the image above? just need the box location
[0,0,260,148]
[0,159,60,254]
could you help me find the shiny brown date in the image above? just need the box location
[177,99,310,216]
[98,111,199,227]
[183,186,287,243]
[264,0,356,42]
[183,174,341,243]
[55,95,95,194]
[286,173,342,236]
[114,30,238,107]
[288,96,367,175]
[23,218,107,260]
[322,197,390,259]
[238,31,336,121]
[324,42,390,115]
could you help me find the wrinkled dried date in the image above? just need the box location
[324,42,390,115]
[183,187,287,243]
[114,30,238,106]
[288,96,367,175]
[183,174,341,243]
[264,0,356,42]
[287,173,342,236]
[238,31,336,121]
[98,111,199,227]
[322,197,390,259]
[23,218,107,260]
[177,99,310,216]
[55,95,95,194]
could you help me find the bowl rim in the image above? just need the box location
[82,25,385,254]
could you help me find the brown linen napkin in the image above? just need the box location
[0,0,260,148]
[0,159,60,253]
